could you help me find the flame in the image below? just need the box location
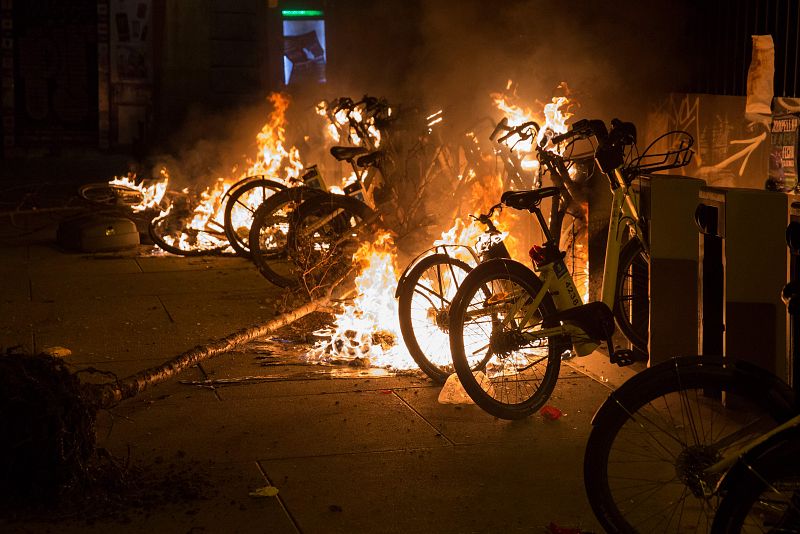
[140,93,306,253]
[246,93,305,182]
[317,98,386,149]
[310,232,415,370]
[492,83,574,175]
[108,168,169,212]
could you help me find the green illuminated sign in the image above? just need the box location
[282,9,323,18]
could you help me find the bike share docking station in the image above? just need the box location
[590,174,792,382]
[696,188,791,383]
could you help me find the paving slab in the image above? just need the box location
[0,232,624,533]
[0,264,30,302]
[2,460,298,534]
[158,292,280,338]
[135,254,256,273]
[31,295,172,358]
[99,389,449,464]
[30,268,276,301]
[259,442,602,534]
[394,373,606,446]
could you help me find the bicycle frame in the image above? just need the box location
[482,164,648,359]
[600,168,648,309]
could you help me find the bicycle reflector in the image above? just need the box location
[529,244,546,266]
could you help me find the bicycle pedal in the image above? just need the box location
[610,349,637,367]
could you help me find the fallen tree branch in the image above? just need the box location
[86,281,355,409]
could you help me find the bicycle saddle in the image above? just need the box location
[501,187,560,211]
[356,150,382,168]
[330,146,369,162]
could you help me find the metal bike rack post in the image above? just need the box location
[696,189,726,358]
[788,207,800,393]
[724,189,790,381]
[641,175,704,365]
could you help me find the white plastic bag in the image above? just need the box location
[437,371,496,404]
[746,35,774,115]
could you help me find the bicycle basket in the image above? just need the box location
[624,130,694,180]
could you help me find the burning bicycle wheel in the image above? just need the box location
[397,253,476,384]
[448,258,567,419]
[222,177,286,258]
[148,208,228,256]
[78,182,145,208]
[287,193,378,291]
[248,187,327,287]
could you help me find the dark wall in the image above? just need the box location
[10,0,98,148]
[696,0,800,97]
[316,0,700,128]
[3,0,799,158]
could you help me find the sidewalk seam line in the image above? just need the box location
[392,390,456,446]
[255,460,303,534]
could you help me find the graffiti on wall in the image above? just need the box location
[647,93,770,190]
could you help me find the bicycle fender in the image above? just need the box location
[394,246,477,298]
[589,355,797,427]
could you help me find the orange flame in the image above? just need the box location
[311,232,416,370]
[108,168,169,212]
[143,93,306,252]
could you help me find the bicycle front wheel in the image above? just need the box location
[448,258,567,420]
[613,237,649,354]
[397,253,474,384]
[584,356,796,534]
[148,210,228,256]
[711,427,800,533]
[222,177,285,258]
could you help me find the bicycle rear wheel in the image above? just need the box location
[248,187,326,287]
[286,192,377,291]
[613,237,649,354]
[448,258,568,420]
[584,356,796,534]
[397,253,474,384]
[710,428,800,533]
[222,177,285,258]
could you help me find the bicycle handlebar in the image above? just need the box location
[551,118,608,144]
[470,202,504,233]
[489,118,541,145]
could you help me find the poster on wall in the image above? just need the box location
[282,12,326,86]
[111,0,151,82]
[110,0,152,145]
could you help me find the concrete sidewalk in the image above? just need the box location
[0,223,634,533]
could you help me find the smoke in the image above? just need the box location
[327,0,697,130]
[147,1,698,187]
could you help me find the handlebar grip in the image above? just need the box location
[609,118,637,145]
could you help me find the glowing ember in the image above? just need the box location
[309,232,415,370]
